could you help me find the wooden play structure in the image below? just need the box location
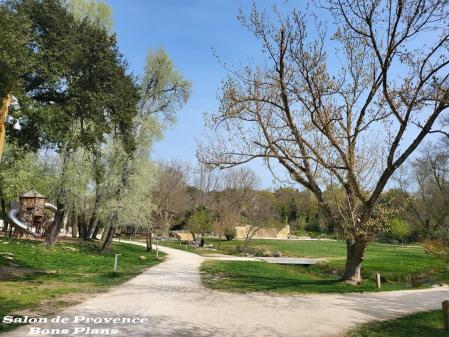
[6,190,57,238]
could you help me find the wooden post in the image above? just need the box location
[0,94,12,161]
[376,273,381,289]
[443,300,449,331]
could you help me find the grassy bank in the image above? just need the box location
[346,310,446,337]
[195,239,449,293]
[0,237,163,332]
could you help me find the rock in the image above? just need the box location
[2,241,9,244]
[139,256,147,261]
[4,256,14,260]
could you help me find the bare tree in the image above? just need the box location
[152,160,190,236]
[399,144,449,239]
[198,1,449,283]
[191,165,220,208]
[213,167,259,248]
[242,189,280,254]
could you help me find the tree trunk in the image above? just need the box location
[87,150,103,239]
[217,223,223,249]
[0,197,8,233]
[146,228,152,252]
[70,210,77,238]
[217,233,222,249]
[87,218,97,239]
[243,238,250,255]
[101,223,110,242]
[0,94,11,160]
[77,214,84,238]
[45,201,65,246]
[45,149,69,246]
[1,197,8,234]
[78,214,89,240]
[92,221,102,240]
[341,237,367,284]
[87,189,101,239]
[101,226,115,253]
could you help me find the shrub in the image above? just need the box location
[305,221,320,232]
[224,227,236,241]
[422,240,449,265]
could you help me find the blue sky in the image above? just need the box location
[106,0,295,188]
[105,1,439,191]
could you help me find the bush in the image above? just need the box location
[222,245,243,255]
[422,240,449,265]
[305,221,320,232]
[253,249,283,257]
[224,227,236,241]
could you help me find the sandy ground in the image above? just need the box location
[3,241,449,337]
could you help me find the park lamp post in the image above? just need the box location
[0,94,22,160]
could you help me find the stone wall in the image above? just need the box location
[235,224,290,239]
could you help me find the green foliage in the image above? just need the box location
[224,227,236,241]
[389,218,412,243]
[304,215,322,233]
[2,0,139,151]
[97,115,161,231]
[0,144,59,202]
[62,149,94,215]
[422,240,449,266]
[188,205,212,236]
[0,1,33,98]
[140,48,191,124]
[0,0,191,250]
[65,0,113,30]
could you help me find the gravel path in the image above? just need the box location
[4,241,449,337]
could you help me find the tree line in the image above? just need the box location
[151,146,449,249]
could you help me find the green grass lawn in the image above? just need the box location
[346,310,447,337]
[194,239,449,293]
[0,237,163,332]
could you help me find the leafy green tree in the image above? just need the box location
[0,1,32,99]
[66,0,113,30]
[0,144,60,233]
[99,46,191,251]
[6,0,141,245]
[140,48,191,124]
[188,206,212,243]
[389,218,412,245]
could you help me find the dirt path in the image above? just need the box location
[3,242,449,337]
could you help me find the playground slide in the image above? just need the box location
[6,203,57,237]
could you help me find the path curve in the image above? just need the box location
[4,242,449,337]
